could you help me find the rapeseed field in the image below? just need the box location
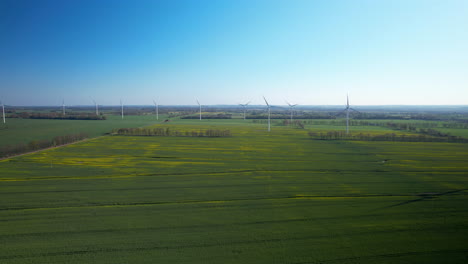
[0,119,467,263]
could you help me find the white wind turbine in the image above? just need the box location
[286,100,298,123]
[1,100,5,124]
[91,98,99,116]
[153,99,159,120]
[263,96,271,132]
[339,94,359,134]
[62,99,65,115]
[239,101,250,120]
[196,99,202,120]
[120,99,124,119]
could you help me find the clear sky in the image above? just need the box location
[1,0,467,106]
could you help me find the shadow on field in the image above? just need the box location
[375,189,467,211]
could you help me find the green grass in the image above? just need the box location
[437,128,468,138]
[0,118,467,263]
[0,115,164,147]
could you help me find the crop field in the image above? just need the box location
[1,118,468,263]
[0,115,164,147]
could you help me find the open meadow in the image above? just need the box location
[1,117,468,263]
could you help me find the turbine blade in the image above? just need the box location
[263,96,269,107]
[335,109,347,117]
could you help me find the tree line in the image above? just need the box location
[277,119,305,128]
[7,112,106,120]
[308,131,468,143]
[181,113,232,119]
[0,133,88,159]
[284,120,468,130]
[113,127,232,137]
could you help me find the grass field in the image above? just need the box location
[1,118,467,263]
[0,115,164,147]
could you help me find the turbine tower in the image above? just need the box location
[286,101,298,123]
[196,99,202,120]
[239,101,250,120]
[263,96,271,132]
[62,99,65,115]
[153,99,159,120]
[1,101,5,124]
[120,99,124,119]
[339,94,358,134]
[91,98,99,116]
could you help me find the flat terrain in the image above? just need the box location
[1,119,467,263]
[0,115,163,147]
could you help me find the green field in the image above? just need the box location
[1,118,468,263]
[0,115,164,147]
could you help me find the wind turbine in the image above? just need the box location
[239,101,250,120]
[120,99,124,119]
[263,96,271,132]
[286,101,298,123]
[91,98,99,116]
[339,94,359,134]
[196,99,202,120]
[1,101,5,124]
[153,99,159,120]
[62,99,65,115]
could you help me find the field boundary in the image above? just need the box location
[0,136,104,161]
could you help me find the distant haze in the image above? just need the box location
[1,0,467,106]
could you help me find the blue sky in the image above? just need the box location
[1,0,467,106]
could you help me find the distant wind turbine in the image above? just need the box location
[239,101,250,120]
[339,94,359,134]
[91,98,99,116]
[1,101,5,124]
[120,99,124,119]
[62,99,65,115]
[263,96,271,132]
[286,101,298,123]
[196,99,202,120]
[153,99,159,120]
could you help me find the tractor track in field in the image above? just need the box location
[1,233,467,261]
[2,181,468,195]
[1,214,467,240]
[2,167,468,182]
[291,249,468,264]
[1,190,467,212]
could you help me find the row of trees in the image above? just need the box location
[113,127,232,137]
[0,133,88,159]
[286,119,468,131]
[181,113,232,119]
[246,112,468,121]
[7,112,106,120]
[441,122,468,129]
[308,131,468,143]
[278,119,305,128]
[247,112,336,119]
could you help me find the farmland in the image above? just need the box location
[1,117,468,263]
[0,115,163,147]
